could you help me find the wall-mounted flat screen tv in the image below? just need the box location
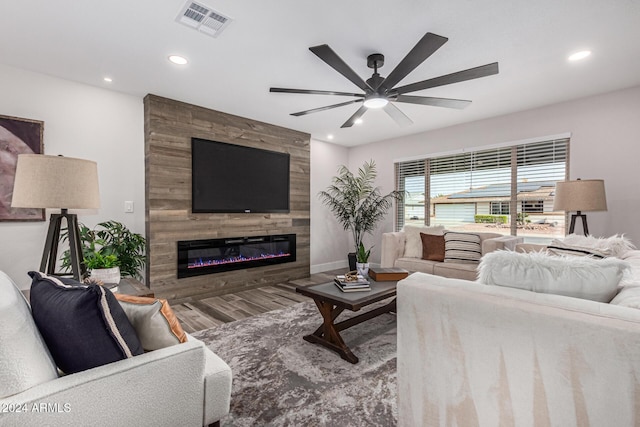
[191,138,290,213]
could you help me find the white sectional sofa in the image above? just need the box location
[397,243,640,426]
[0,271,232,427]
[381,225,522,280]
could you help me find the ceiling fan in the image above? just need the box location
[270,32,499,128]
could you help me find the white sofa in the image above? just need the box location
[397,249,640,426]
[0,271,232,427]
[381,228,522,280]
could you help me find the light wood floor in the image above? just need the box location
[173,269,342,333]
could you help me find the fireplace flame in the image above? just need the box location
[188,252,291,269]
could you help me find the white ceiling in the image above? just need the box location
[1,0,639,147]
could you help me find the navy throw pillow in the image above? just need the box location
[28,271,143,374]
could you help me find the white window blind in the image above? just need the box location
[395,160,425,230]
[395,138,569,242]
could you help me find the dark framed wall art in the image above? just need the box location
[0,114,45,221]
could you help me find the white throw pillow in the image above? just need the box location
[477,251,630,303]
[553,234,636,258]
[0,271,58,398]
[402,224,444,258]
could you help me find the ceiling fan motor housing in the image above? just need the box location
[366,54,386,91]
[367,53,385,70]
[366,74,385,91]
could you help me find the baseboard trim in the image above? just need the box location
[310,260,348,274]
[310,261,381,274]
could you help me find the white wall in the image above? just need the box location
[3,62,638,279]
[310,138,350,272]
[0,64,144,289]
[347,85,640,265]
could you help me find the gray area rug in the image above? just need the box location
[191,301,397,427]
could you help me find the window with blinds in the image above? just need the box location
[395,160,425,230]
[394,138,569,242]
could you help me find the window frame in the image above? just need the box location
[490,201,510,215]
[394,137,569,237]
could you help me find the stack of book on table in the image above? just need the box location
[333,274,371,292]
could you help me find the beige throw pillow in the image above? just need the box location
[115,294,187,351]
[403,224,444,258]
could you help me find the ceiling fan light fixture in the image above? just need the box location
[363,95,389,109]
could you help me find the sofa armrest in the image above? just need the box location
[481,235,523,255]
[381,232,406,268]
[186,334,232,426]
[0,340,206,427]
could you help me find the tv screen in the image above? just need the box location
[191,138,290,213]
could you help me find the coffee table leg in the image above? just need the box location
[304,299,359,364]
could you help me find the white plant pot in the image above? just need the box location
[356,262,369,277]
[90,266,121,284]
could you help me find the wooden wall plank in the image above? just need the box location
[144,94,311,301]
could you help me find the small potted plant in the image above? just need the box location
[62,220,146,282]
[84,252,120,284]
[355,242,371,277]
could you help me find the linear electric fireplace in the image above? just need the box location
[177,234,296,279]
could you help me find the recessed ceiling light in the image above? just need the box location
[103,77,112,83]
[568,50,591,61]
[168,55,188,65]
[354,119,363,125]
[327,134,334,140]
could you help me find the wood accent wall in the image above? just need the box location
[144,94,310,303]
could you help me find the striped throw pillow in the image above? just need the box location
[547,244,607,258]
[444,232,482,264]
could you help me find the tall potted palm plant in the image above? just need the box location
[319,160,402,272]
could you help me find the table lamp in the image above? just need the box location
[552,178,607,235]
[11,154,100,280]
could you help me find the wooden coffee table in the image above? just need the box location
[296,279,397,364]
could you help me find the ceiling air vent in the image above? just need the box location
[176,1,232,38]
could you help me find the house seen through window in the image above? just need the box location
[395,138,568,243]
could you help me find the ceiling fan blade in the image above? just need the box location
[395,95,471,109]
[270,87,364,97]
[393,62,499,95]
[310,44,372,92]
[291,99,363,117]
[378,32,448,92]
[341,105,368,128]
[383,103,413,127]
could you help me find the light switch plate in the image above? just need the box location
[124,201,134,213]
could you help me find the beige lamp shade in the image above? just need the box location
[553,179,607,212]
[11,154,100,209]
